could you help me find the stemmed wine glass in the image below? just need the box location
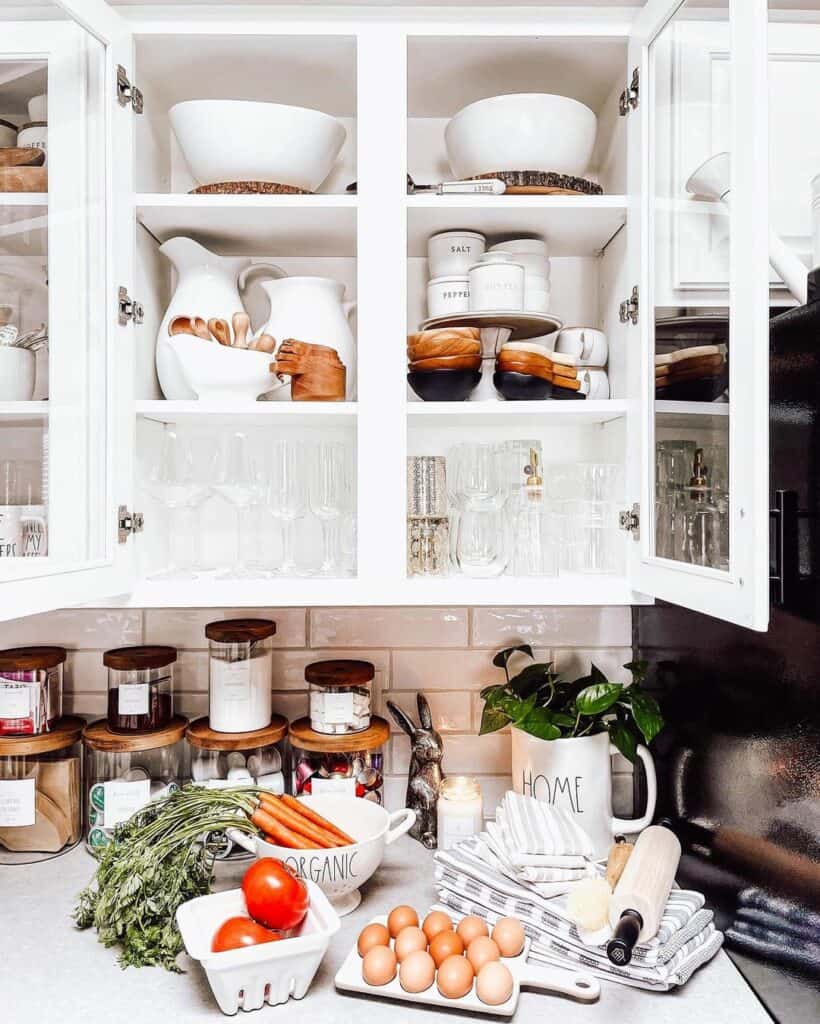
[266,439,308,576]
[211,431,266,580]
[309,440,354,577]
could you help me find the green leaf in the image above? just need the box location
[589,663,610,688]
[608,719,638,763]
[480,684,508,705]
[479,706,511,735]
[510,692,537,724]
[508,662,555,699]
[492,645,533,670]
[629,689,664,745]
[575,681,623,716]
[625,660,649,686]
[517,705,562,741]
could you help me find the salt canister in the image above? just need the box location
[206,619,275,733]
[307,660,373,735]
[468,252,524,312]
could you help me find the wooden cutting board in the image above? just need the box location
[471,171,603,196]
[0,147,45,168]
[0,166,47,192]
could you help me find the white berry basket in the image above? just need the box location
[176,881,340,1015]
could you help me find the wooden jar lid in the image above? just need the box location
[289,715,389,753]
[83,715,189,753]
[0,715,84,756]
[187,715,288,751]
[103,645,177,670]
[205,618,276,643]
[0,645,66,671]
[305,659,375,687]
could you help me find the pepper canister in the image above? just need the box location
[187,715,289,793]
[0,716,83,864]
[307,660,373,735]
[468,251,525,312]
[105,645,176,734]
[289,716,389,804]
[0,646,65,736]
[206,619,275,734]
[83,716,189,850]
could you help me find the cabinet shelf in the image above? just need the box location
[136,400,357,426]
[407,399,628,427]
[0,401,48,427]
[655,401,730,429]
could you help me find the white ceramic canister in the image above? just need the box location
[428,230,486,278]
[523,278,551,313]
[468,252,524,312]
[812,172,820,274]
[0,347,35,401]
[555,327,608,367]
[16,122,47,165]
[206,619,275,734]
[427,275,470,318]
[0,119,18,148]
[27,94,47,122]
[489,238,550,276]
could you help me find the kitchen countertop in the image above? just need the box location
[1,838,773,1024]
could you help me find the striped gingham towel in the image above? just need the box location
[484,822,595,896]
[500,792,595,862]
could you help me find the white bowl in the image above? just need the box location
[27,94,47,122]
[445,93,597,180]
[169,100,346,193]
[0,346,35,400]
[169,335,278,402]
[230,796,416,916]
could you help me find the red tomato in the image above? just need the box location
[211,915,281,953]
[242,857,309,932]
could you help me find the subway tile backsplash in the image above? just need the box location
[2,606,635,817]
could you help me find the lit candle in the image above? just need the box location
[437,776,483,850]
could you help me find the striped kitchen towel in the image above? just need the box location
[499,791,595,862]
[484,821,595,896]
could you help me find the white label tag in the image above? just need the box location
[0,682,31,719]
[0,778,36,826]
[312,776,356,798]
[104,778,151,826]
[218,661,252,702]
[323,691,355,724]
[118,683,150,716]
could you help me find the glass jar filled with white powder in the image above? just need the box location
[307,659,373,735]
[206,619,275,734]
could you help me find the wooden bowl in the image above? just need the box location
[407,338,481,361]
[409,354,482,372]
[0,147,45,168]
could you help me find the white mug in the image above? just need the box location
[0,506,47,559]
[511,727,657,859]
[555,327,608,367]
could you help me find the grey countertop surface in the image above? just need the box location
[1,837,773,1024]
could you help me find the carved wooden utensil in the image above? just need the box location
[207,318,232,346]
[232,312,251,349]
[249,333,277,353]
[169,315,211,340]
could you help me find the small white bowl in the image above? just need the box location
[0,347,35,400]
[427,275,470,318]
[490,238,551,276]
[428,230,486,277]
[169,335,278,402]
[27,94,47,122]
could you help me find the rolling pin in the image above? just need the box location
[606,825,681,965]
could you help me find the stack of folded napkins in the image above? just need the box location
[726,888,820,976]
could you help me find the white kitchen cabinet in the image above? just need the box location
[0,0,788,631]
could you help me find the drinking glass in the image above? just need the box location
[509,498,559,577]
[266,440,308,576]
[455,507,509,578]
[448,443,507,510]
[211,432,266,580]
[309,441,354,577]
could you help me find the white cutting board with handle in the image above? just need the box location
[334,915,600,1015]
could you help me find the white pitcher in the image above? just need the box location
[156,237,285,400]
[256,276,356,400]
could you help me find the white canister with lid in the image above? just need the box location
[17,122,47,165]
[469,252,524,312]
[206,619,275,733]
[427,230,486,278]
[0,119,18,148]
[427,275,470,318]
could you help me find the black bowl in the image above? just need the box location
[408,369,482,402]
[493,370,552,401]
[655,370,729,403]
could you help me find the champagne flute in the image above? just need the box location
[211,431,266,580]
[266,439,308,576]
[309,441,354,577]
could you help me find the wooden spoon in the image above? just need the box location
[208,318,232,346]
[169,315,211,340]
[232,312,250,349]
[249,333,277,353]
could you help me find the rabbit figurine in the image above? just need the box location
[386,693,444,849]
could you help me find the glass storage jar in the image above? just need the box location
[290,716,388,804]
[0,646,65,736]
[307,660,373,735]
[206,619,275,734]
[105,645,176,733]
[83,715,189,850]
[0,716,83,864]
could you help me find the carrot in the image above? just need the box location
[250,807,322,849]
[280,794,355,844]
[258,794,344,849]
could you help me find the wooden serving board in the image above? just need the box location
[0,166,47,192]
[471,171,604,196]
[191,181,311,195]
[0,147,45,168]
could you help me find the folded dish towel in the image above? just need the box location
[725,887,820,975]
[499,791,595,859]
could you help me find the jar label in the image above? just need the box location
[312,776,356,798]
[323,691,355,724]
[215,659,252,701]
[0,681,31,720]
[0,778,36,826]
[103,778,151,827]
[118,683,150,716]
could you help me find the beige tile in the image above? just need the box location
[553,648,634,685]
[143,608,306,648]
[175,651,209,692]
[270,649,389,692]
[381,690,471,734]
[63,692,106,718]
[64,650,107,692]
[471,607,631,649]
[176,692,209,719]
[383,774,512,819]
[0,608,142,650]
[389,647,546,692]
[310,608,468,648]
[271,690,309,723]
[389,732,510,776]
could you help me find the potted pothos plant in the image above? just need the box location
[480,646,664,857]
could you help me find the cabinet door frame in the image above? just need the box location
[627,0,771,631]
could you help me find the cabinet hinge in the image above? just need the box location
[118,286,144,326]
[619,67,640,116]
[619,286,639,325]
[118,505,144,544]
[619,503,640,540]
[116,64,143,114]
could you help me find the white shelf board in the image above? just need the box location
[0,194,47,208]
[136,400,357,425]
[136,196,357,257]
[406,197,627,258]
[655,401,730,429]
[0,401,48,427]
[407,399,628,426]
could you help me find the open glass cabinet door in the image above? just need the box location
[0,1,135,622]
[627,0,771,631]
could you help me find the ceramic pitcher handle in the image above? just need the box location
[385,808,416,845]
[611,743,657,836]
[226,828,259,854]
[237,262,288,292]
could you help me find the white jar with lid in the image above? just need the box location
[436,775,484,850]
[469,252,524,312]
[206,619,275,733]
[427,276,470,318]
[428,230,486,277]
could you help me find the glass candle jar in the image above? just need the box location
[289,716,388,804]
[0,716,83,864]
[105,646,176,733]
[206,619,275,734]
[436,776,484,850]
[83,715,189,850]
[0,646,65,736]
[307,660,373,735]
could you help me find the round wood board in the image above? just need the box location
[191,181,312,195]
[289,715,390,753]
[187,715,289,750]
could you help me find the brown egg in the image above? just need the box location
[466,935,501,973]
[362,945,397,986]
[436,953,475,1000]
[399,949,436,993]
[394,925,428,962]
[428,929,465,967]
[387,905,419,938]
[422,910,453,943]
[456,915,489,946]
[476,961,514,1006]
[491,917,526,958]
[357,922,390,957]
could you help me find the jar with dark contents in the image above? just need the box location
[0,646,65,736]
[289,716,388,805]
[104,646,176,733]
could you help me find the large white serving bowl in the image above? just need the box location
[445,93,597,180]
[169,334,280,402]
[230,797,416,916]
[169,100,346,192]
